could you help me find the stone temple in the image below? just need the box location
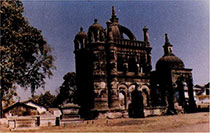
[73,6,196,118]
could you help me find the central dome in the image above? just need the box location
[88,19,104,32]
[75,27,88,40]
[156,55,184,70]
[156,33,185,71]
[88,19,105,43]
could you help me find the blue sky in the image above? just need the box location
[18,0,209,100]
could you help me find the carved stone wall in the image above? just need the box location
[73,7,152,118]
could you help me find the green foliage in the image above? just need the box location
[2,89,16,109]
[0,0,55,117]
[55,72,78,105]
[29,94,40,103]
[0,0,55,96]
[33,91,56,108]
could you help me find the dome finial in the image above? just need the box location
[80,27,83,32]
[94,19,98,24]
[163,33,173,56]
[165,33,169,43]
[143,26,149,43]
[112,6,116,17]
[110,6,119,23]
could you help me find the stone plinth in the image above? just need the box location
[7,116,37,129]
[107,112,123,119]
[60,118,83,126]
[39,115,57,127]
[61,103,80,118]
[144,106,167,117]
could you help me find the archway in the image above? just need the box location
[119,91,126,109]
[183,82,188,99]
[128,84,136,93]
[139,85,150,107]
[129,88,144,118]
[175,78,185,107]
[117,83,128,109]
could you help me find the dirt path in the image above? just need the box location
[0,112,209,132]
[0,124,9,132]
[163,123,209,132]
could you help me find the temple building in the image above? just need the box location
[150,34,196,114]
[73,6,196,118]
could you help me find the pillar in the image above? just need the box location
[187,74,196,112]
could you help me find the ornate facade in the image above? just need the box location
[73,7,196,118]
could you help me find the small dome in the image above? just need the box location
[88,19,104,32]
[75,27,88,40]
[156,55,184,70]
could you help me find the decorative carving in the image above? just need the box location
[111,81,118,89]
[94,82,106,89]
[110,89,118,96]
[91,31,95,42]
[94,88,107,98]
[100,31,105,41]
[106,21,114,43]
[109,52,116,60]
[95,30,100,42]
[110,61,117,73]
[93,62,106,75]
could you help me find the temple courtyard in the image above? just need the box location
[0,112,209,132]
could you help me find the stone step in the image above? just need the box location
[61,119,83,126]
[61,118,82,122]
[10,127,39,131]
[62,117,80,120]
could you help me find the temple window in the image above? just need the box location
[117,56,124,71]
[128,57,136,72]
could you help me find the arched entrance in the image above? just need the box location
[175,75,196,113]
[119,91,126,109]
[139,85,150,107]
[117,83,128,109]
[129,88,144,118]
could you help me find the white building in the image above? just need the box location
[22,100,47,114]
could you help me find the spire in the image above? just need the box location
[165,33,169,44]
[164,33,172,46]
[112,6,116,17]
[163,33,173,55]
[110,6,118,23]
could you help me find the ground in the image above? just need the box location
[0,112,209,132]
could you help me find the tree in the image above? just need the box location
[0,0,55,117]
[55,72,78,106]
[2,89,16,109]
[31,91,56,108]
